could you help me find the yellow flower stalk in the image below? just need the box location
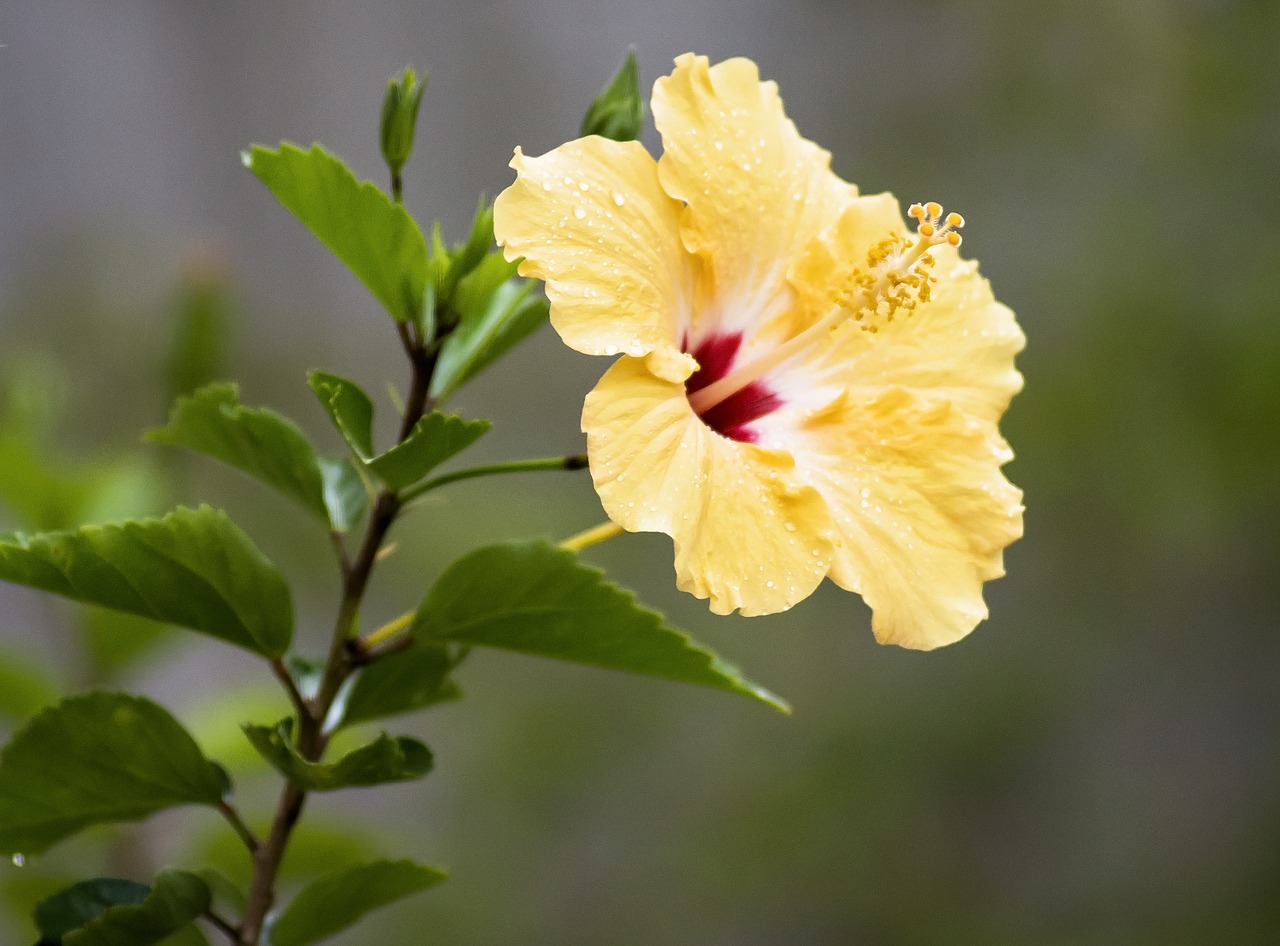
[494,54,1024,649]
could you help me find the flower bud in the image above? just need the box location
[580,50,644,142]
[380,67,426,175]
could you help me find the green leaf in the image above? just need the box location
[309,371,489,490]
[414,541,789,712]
[148,383,330,524]
[339,644,460,728]
[580,50,645,142]
[189,819,382,889]
[62,871,210,946]
[78,608,173,674]
[245,143,427,324]
[0,645,59,720]
[241,720,432,791]
[167,264,231,402]
[0,505,293,658]
[269,860,446,946]
[0,693,230,856]
[318,456,369,533]
[430,260,548,402]
[33,878,149,944]
[367,413,490,491]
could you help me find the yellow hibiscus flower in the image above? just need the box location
[493,53,1024,649]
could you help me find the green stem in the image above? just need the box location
[401,454,589,503]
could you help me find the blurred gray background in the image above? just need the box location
[1,1,1278,944]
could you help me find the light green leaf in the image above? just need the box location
[62,871,210,946]
[241,720,432,791]
[0,505,293,658]
[269,860,446,946]
[148,383,330,523]
[309,371,489,490]
[339,644,460,728]
[0,693,230,856]
[430,261,548,402]
[318,456,369,533]
[414,541,789,712]
[78,608,173,674]
[245,143,427,324]
[0,645,59,720]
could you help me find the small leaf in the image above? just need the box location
[148,383,330,524]
[367,412,490,491]
[0,505,293,658]
[318,456,369,533]
[430,261,548,402]
[62,871,210,946]
[245,143,428,324]
[580,50,644,142]
[339,644,460,728]
[33,878,149,944]
[241,720,432,791]
[269,860,446,946]
[309,371,489,490]
[0,693,230,856]
[414,541,789,711]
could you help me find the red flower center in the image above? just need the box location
[684,333,782,443]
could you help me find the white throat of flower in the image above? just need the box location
[687,202,964,415]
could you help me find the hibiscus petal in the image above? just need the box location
[494,138,698,382]
[582,356,834,616]
[765,386,1023,649]
[786,201,1026,423]
[652,54,856,345]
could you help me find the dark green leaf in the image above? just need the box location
[430,259,548,402]
[244,143,427,324]
[62,871,210,946]
[414,541,789,712]
[33,878,149,944]
[0,645,59,720]
[580,50,644,141]
[147,383,329,524]
[0,505,293,658]
[318,456,369,533]
[0,693,230,856]
[241,720,432,791]
[339,644,460,728]
[367,412,490,491]
[269,860,446,946]
[154,927,209,946]
[309,371,489,490]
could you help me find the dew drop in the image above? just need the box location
[783,521,797,533]
[11,854,25,867]
[612,191,626,206]
[578,181,590,191]
[573,206,587,220]
[714,140,725,151]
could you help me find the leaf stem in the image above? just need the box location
[270,657,309,727]
[401,453,589,503]
[363,610,415,650]
[216,799,261,855]
[560,520,625,552]
[204,909,241,944]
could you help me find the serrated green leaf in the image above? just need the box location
[339,644,460,728]
[430,265,548,402]
[0,505,293,658]
[33,878,149,944]
[0,645,59,720]
[367,413,490,491]
[414,541,789,711]
[62,871,210,946]
[241,720,432,791]
[309,371,489,490]
[269,860,446,946]
[148,383,330,523]
[245,143,427,323]
[0,693,230,856]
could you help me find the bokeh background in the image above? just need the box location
[2,0,1278,943]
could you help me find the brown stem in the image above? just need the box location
[237,335,437,944]
[216,799,260,855]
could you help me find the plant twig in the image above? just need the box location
[216,799,260,855]
[401,453,589,503]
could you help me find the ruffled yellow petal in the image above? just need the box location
[582,356,834,616]
[764,387,1023,649]
[785,201,1025,423]
[651,54,856,343]
[493,138,699,382]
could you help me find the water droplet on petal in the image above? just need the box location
[783,522,797,533]
[612,191,626,206]
[574,206,587,220]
